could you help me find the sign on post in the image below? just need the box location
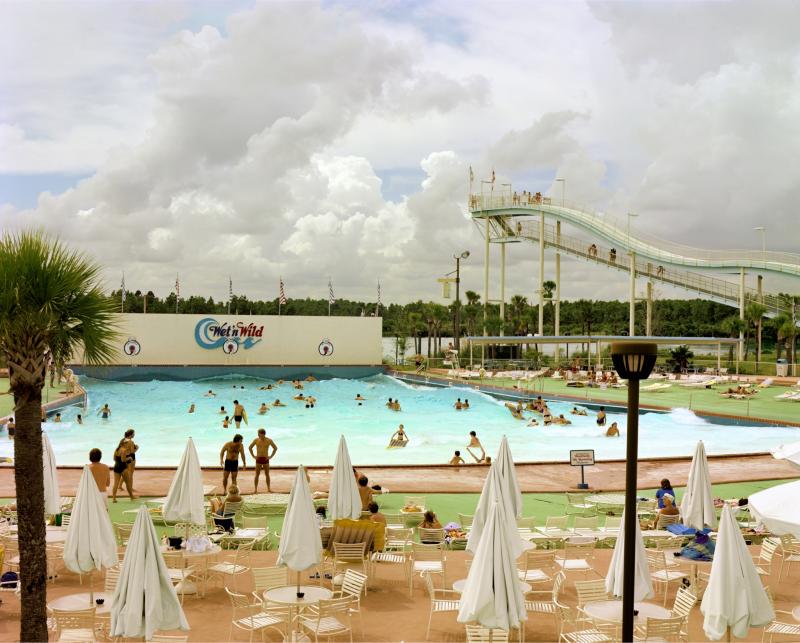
[569,449,595,489]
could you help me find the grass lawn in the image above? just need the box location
[0,382,73,419]
[447,376,800,424]
[6,477,791,548]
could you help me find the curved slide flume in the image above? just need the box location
[470,195,800,278]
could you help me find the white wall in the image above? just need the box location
[93,314,382,366]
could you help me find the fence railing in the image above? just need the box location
[506,219,788,315]
[470,193,800,275]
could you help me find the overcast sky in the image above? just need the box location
[2,0,799,305]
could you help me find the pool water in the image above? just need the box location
[2,374,797,466]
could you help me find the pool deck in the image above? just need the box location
[1,452,796,496]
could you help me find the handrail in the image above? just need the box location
[469,194,800,277]
[490,218,789,315]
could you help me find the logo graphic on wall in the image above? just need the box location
[123,338,141,356]
[194,317,264,351]
[318,339,334,356]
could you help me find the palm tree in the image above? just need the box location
[0,230,117,641]
[721,315,746,365]
[744,302,767,365]
[465,290,481,306]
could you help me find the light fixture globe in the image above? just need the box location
[610,342,657,380]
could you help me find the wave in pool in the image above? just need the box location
[0,374,797,466]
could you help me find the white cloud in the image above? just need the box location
[1,0,799,305]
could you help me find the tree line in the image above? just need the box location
[112,288,798,363]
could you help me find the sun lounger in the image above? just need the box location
[641,383,671,392]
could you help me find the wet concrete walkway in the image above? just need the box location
[1,452,796,497]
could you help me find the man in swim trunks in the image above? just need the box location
[449,450,465,466]
[248,428,277,493]
[466,430,485,463]
[232,400,246,428]
[99,403,111,419]
[220,434,246,493]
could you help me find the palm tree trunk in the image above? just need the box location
[14,388,49,642]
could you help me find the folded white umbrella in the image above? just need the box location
[771,440,800,470]
[458,500,527,631]
[680,440,718,530]
[467,438,523,556]
[63,465,118,575]
[278,466,323,590]
[163,438,205,525]
[748,480,800,538]
[327,435,361,520]
[700,505,774,640]
[605,510,653,602]
[42,431,61,516]
[111,506,189,640]
[494,435,523,519]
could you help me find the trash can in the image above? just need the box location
[776,359,788,377]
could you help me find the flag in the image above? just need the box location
[279,277,287,305]
[376,281,381,316]
[469,165,474,182]
[228,276,233,302]
[175,274,180,313]
[491,168,496,184]
[328,279,336,305]
[121,274,126,306]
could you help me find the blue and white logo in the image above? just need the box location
[194,317,264,351]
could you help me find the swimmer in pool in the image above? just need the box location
[294,393,306,401]
[596,406,607,426]
[391,399,401,411]
[258,384,273,390]
[355,393,366,401]
[554,414,572,425]
[219,406,227,414]
[449,450,465,466]
[389,424,408,446]
[273,399,286,407]
[232,400,246,429]
[463,399,470,409]
[222,416,230,428]
[606,422,620,437]
[76,414,83,425]
[54,412,62,423]
[258,402,268,415]
[466,431,486,463]
[454,398,463,410]
[188,404,195,414]
[98,404,111,420]
[385,397,394,408]
[527,417,539,427]
[204,389,216,397]
[571,406,588,416]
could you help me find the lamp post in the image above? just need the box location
[753,226,766,262]
[610,341,657,643]
[555,177,565,206]
[454,251,470,351]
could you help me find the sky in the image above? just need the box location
[2,0,799,305]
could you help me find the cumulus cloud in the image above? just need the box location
[1,0,799,304]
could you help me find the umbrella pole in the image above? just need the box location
[89,570,94,606]
[726,626,731,642]
[297,570,301,598]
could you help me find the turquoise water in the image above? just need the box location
[1,374,798,466]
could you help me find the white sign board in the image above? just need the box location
[570,449,595,467]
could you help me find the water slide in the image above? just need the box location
[470,194,800,316]
[470,194,800,277]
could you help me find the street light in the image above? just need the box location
[555,177,565,206]
[610,341,657,643]
[454,251,470,351]
[753,226,766,263]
